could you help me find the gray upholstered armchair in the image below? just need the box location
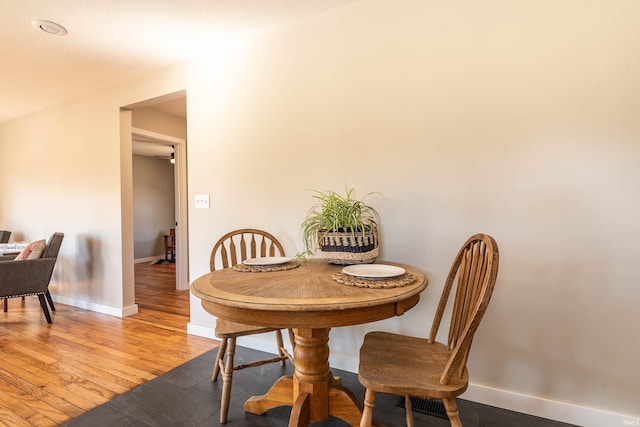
[0,230,13,262]
[0,232,64,323]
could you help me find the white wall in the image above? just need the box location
[0,1,638,425]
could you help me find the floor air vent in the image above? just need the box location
[397,396,448,419]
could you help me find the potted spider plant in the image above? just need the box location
[300,187,380,264]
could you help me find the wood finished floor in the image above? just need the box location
[0,261,215,426]
[1,261,577,427]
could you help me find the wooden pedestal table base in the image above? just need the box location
[244,328,362,426]
[190,259,428,426]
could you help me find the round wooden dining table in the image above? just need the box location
[190,257,428,426]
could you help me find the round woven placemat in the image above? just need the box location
[232,260,300,273]
[331,272,417,289]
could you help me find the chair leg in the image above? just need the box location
[38,294,52,324]
[275,329,286,367]
[3,298,7,312]
[288,328,296,354]
[443,398,462,427]
[360,388,376,427]
[220,337,236,424]
[45,290,56,311]
[404,394,414,427]
[212,338,228,381]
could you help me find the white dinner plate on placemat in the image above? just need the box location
[342,264,406,279]
[243,256,292,266]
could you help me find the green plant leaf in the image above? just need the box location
[300,186,380,257]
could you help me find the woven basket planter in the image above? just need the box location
[319,227,379,265]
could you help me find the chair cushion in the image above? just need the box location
[14,239,47,260]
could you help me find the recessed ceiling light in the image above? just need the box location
[32,19,68,36]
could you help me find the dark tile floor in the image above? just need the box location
[63,346,578,427]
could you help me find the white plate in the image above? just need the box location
[243,256,292,266]
[342,264,406,279]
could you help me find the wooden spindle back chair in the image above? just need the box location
[209,228,295,424]
[209,228,283,271]
[163,227,175,262]
[358,233,499,427]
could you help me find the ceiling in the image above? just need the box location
[0,0,360,125]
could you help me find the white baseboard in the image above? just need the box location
[463,383,639,427]
[121,303,139,317]
[52,295,138,318]
[187,322,216,340]
[185,326,639,427]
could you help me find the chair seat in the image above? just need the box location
[358,331,469,399]
[215,318,279,339]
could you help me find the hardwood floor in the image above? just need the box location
[0,260,215,426]
[1,262,578,427]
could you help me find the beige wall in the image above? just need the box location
[186,0,640,424]
[132,106,187,140]
[0,1,638,425]
[0,64,187,313]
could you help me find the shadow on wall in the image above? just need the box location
[71,234,104,296]
[6,232,26,242]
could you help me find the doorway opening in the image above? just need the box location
[121,91,189,320]
[132,126,184,283]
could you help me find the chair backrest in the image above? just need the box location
[210,228,285,271]
[0,230,11,243]
[428,233,499,384]
[43,232,64,259]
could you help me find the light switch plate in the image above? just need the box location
[195,194,210,209]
